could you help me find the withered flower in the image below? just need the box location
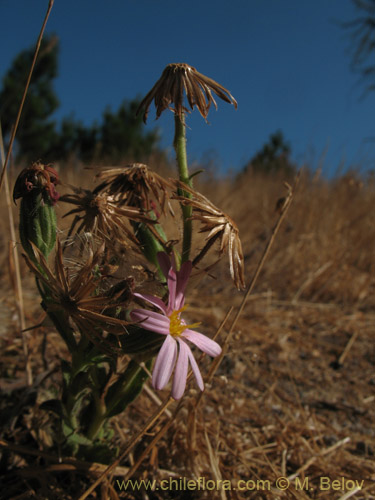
[173,182,245,289]
[13,161,60,205]
[60,186,154,249]
[137,63,237,123]
[94,163,173,213]
[24,240,131,347]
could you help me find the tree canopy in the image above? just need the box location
[243,130,296,176]
[0,34,59,162]
[0,35,160,164]
[345,0,375,94]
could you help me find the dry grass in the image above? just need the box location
[0,164,374,499]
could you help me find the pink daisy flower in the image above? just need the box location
[131,253,221,400]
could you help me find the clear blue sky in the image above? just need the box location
[1,0,374,176]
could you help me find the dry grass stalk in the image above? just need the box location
[202,177,298,411]
[337,330,360,366]
[0,125,31,385]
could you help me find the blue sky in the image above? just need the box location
[1,0,375,176]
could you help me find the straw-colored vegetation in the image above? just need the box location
[0,160,374,499]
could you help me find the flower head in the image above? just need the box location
[131,253,221,399]
[137,63,237,123]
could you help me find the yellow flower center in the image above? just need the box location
[169,306,201,337]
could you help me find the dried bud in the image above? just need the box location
[13,162,60,205]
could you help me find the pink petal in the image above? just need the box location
[152,335,177,390]
[171,339,190,399]
[182,329,222,357]
[186,345,204,391]
[130,309,170,335]
[133,292,167,314]
[157,252,171,278]
[175,261,192,309]
[167,267,177,312]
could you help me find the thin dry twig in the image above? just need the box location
[287,437,351,480]
[338,330,360,366]
[0,0,55,194]
[211,175,299,369]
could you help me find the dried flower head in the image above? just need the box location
[13,162,60,205]
[173,182,245,289]
[137,63,237,123]
[24,240,131,348]
[60,186,154,250]
[94,163,173,213]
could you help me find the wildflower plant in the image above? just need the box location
[14,63,243,461]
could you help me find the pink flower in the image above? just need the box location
[131,253,221,400]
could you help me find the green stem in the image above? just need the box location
[173,113,193,263]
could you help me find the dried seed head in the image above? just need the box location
[94,163,173,213]
[137,63,237,123]
[60,186,154,250]
[23,240,132,349]
[173,181,245,289]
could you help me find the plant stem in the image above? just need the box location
[173,113,192,263]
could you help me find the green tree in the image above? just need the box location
[345,0,375,94]
[53,100,160,164]
[243,130,296,176]
[99,99,160,163]
[52,115,100,163]
[0,34,59,162]
[1,37,161,165]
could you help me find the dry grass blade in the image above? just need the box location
[173,180,245,289]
